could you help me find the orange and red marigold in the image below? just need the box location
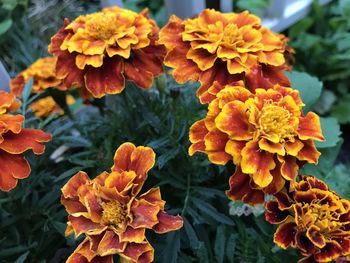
[189,84,324,204]
[29,95,75,119]
[0,91,52,191]
[158,9,291,103]
[10,57,66,96]
[61,142,183,263]
[49,7,165,99]
[265,176,350,263]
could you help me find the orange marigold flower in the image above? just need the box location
[29,95,75,119]
[0,91,52,191]
[49,7,165,99]
[189,85,325,204]
[61,142,183,263]
[265,176,350,263]
[10,57,66,96]
[158,9,290,103]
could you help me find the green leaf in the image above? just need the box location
[14,251,30,263]
[301,139,343,178]
[315,117,341,148]
[214,225,226,263]
[54,166,83,183]
[161,232,181,263]
[0,19,13,35]
[331,94,350,124]
[285,71,323,112]
[191,197,235,226]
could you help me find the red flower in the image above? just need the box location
[189,85,324,204]
[266,176,350,263]
[158,9,291,103]
[62,142,183,262]
[0,91,52,191]
[49,7,164,99]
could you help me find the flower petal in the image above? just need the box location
[96,230,125,256]
[226,168,265,205]
[0,151,30,192]
[298,112,325,141]
[215,101,252,141]
[84,58,125,98]
[306,225,326,248]
[273,222,297,249]
[119,226,146,243]
[0,129,51,155]
[241,141,275,188]
[153,210,183,234]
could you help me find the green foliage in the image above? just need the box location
[1,77,310,262]
[234,0,271,17]
[0,0,100,76]
[285,71,323,113]
[288,0,350,121]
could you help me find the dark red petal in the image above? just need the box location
[274,222,297,249]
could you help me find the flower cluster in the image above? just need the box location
[189,84,324,204]
[265,176,350,263]
[49,7,165,99]
[158,9,291,103]
[61,142,183,263]
[29,95,75,119]
[0,91,52,191]
[10,57,66,96]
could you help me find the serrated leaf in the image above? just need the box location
[54,167,83,183]
[183,219,199,249]
[161,232,180,263]
[191,197,235,226]
[214,225,226,263]
[285,71,323,112]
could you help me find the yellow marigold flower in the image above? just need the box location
[29,95,75,119]
[0,91,52,192]
[49,7,165,99]
[266,176,350,263]
[10,57,66,96]
[158,9,290,103]
[61,142,183,263]
[189,85,325,204]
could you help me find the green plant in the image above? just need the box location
[288,0,350,123]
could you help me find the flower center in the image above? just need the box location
[258,103,297,141]
[295,201,344,235]
[86,13,118,40]
[221,24,244,47]
[101,200,126,227]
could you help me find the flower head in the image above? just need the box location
[189,85,324,204]
[10,57,66,96]
[158,9,290,103]
[265,176,350,263]
[0,91,52,191]
[49,7,165,98]
[29,95,75,119]
[62,142,183,263]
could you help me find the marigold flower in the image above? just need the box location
[29,95,75,119]
[49,7,165,98]
[10,57,66,96]
[189,85,324,204]
[0,91,52,191]
[265,176,350,263]
[158,9,290,103]
[61,142,183,263]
